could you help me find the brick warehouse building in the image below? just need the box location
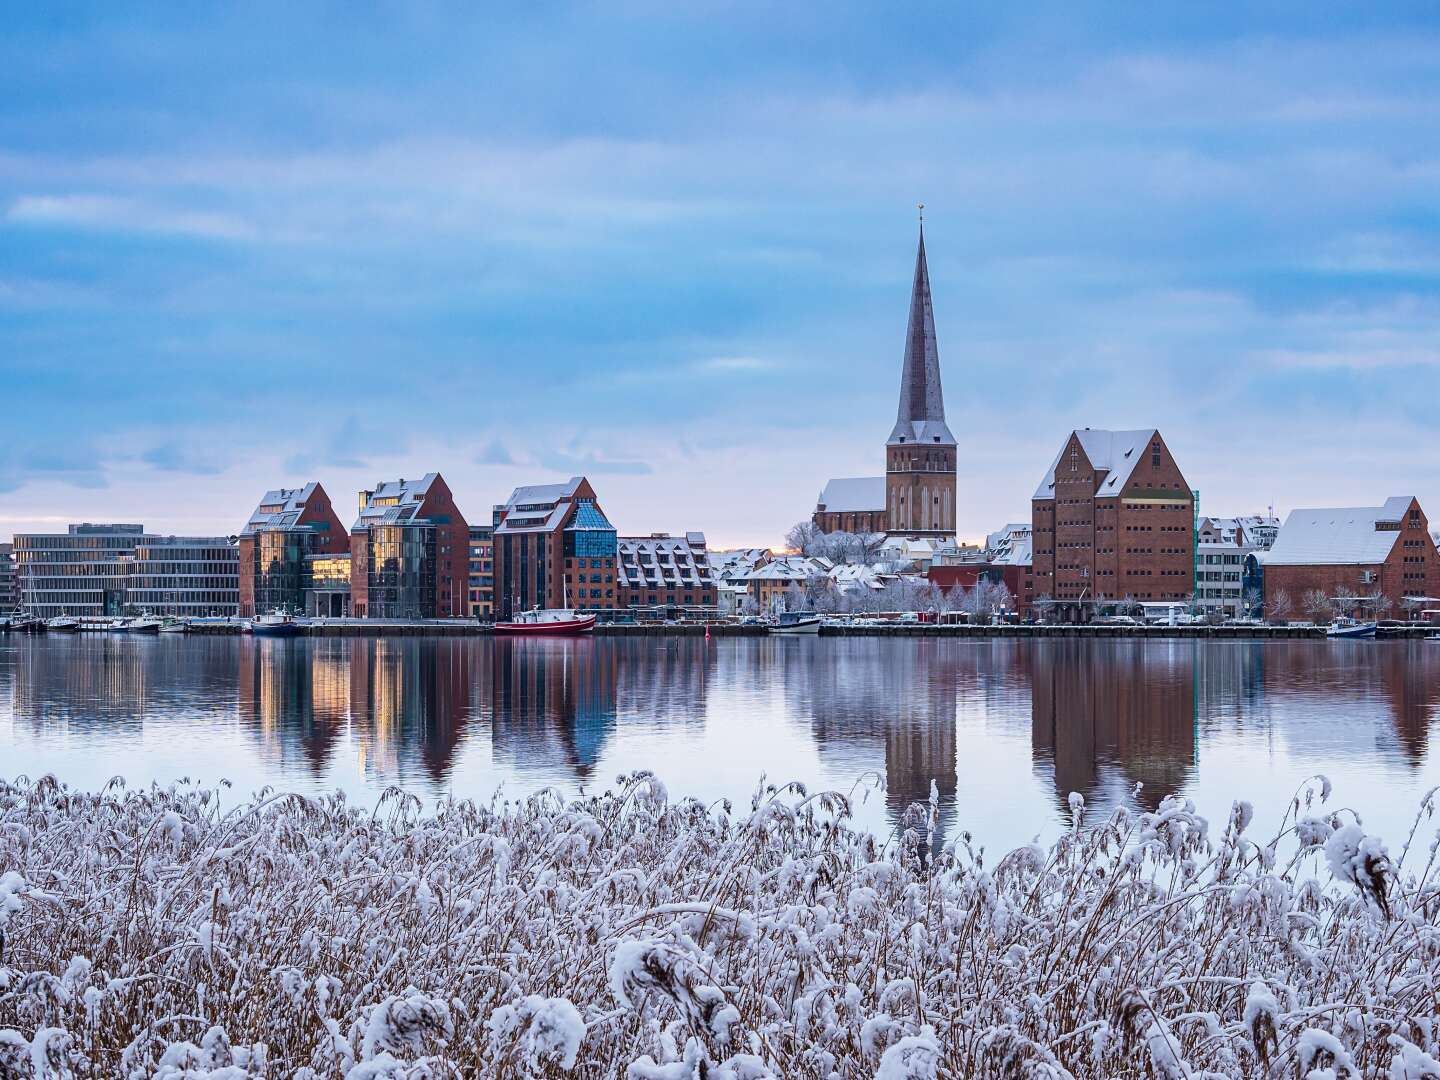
[237,483,349,617]
[617,532,718,614]
[814,221,957,540]
[1030,428,1195,621]
[350,473,469,619]
[1263,496,1437,620]
[492,477,618,618]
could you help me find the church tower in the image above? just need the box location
[885,220,957,538]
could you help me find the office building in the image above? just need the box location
[492,477,618,617]
[350,473,469,619]
[13,523,237,617]
[238,483,349,617]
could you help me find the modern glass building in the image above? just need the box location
[238,483,349,617]
[492,477,618,617]
[13,523,238,617]
[349,473,469,619]
[0,542,16,614]
[363,523,438,619]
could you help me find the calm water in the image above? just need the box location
[3,634,1438,853]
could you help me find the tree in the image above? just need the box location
[1033,594,1056,624]
[1369,593,1393,621]
[1302,589,1332,624]
[739,595,760,617]
[1266,588,1293,624]
[784,521,822,556]
[1333,586,1360,619]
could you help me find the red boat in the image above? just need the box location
[494,608,596,635]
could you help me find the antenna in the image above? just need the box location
[917,202,925,224]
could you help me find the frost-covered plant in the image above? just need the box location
[0,771,1438,1077]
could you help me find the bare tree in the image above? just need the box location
[739,595,760,617]
[1302,589,1332,624]
[1266,588,1293,624]
[1368,593,1393,621]
[1033,593,1055,624]
[1333,586,1360,619]
[784,521,822,556]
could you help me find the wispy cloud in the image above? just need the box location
[539,450,653,476]
[7,194,254,241]
[476,438,516,466]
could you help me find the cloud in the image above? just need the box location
[6,194,254,241]
[693,355,776,374]
[476,438,516,466]
[539,450,653,476]
[142,441,225,475]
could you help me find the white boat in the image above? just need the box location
[106,619,131,633]
[159,618,188,634]
[1327,618,1377,639]
[772,611,822,635]
[128,615,163,635]
[45,615,80,632]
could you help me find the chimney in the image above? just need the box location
[359,490,372,513]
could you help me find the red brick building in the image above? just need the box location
[617,532,718,612]
[1030,429,1195,620]
[350,473,469,619]
[237,483,348,617]
[1263,496,1437,620]
[492,477,619,618]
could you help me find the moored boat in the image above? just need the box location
[128,615,163,635]
[772,611,822,635]
[159,618,188,634]
[1327,618,1377,639]
[106,619,131,633]
[45,615,80,632]
[494,608,596,635]
[250,611,306,637]
[11,612,44,633]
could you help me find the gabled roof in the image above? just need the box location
[1032,429,1159,500]
[888,226,956,447]
[1265,497,1415,566]
[242,482,321,535]
[493,477,597,536]
[353,473,440,530]
[817,476,886,514]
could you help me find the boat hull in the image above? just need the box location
[772,618,822,635]
[1327,623,1377,639]
[250,623,303,637]
[494,614,596,635]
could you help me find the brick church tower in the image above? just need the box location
[885,222,957,538]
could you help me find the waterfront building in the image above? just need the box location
[468,524,495,620]
[616,532,718,615]
[928,523,1033,608]
[350,473,470,619]
[1029,429,1195,621]
[13,523,238,617]
[814,222,958,541]
[0,543,15,613]
[1263,496,1438,620]
[1195,514,1279,618]
[237,483,349,617]
[492,477,618,618]
[304,552,352,617]
[737,555,829,613]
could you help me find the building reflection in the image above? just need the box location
[487,637,620,781]
[347,639,472,781]
[1030,639,1198,816]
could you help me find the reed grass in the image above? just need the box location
[1,772,1438,1078]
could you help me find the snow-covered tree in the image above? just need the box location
[1267,588,1293,624]
[1302,589,1332,623]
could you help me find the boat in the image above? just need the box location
[11,613,44,633]
[494,608,596,635]
[772,611,822,635]
[1327,618,1377,639]
[45,615,80,632]
[106,619,131,633]
[159,618,188,634]
[128,615,163,635]
[250,611,306,637]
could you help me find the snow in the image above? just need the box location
[0,772,1436,1076]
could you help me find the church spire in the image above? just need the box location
[888,216,955,446]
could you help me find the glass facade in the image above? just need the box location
[304,553,352,617]
[366,524,437,619]
[14,526,238,617]
[0,543,15,614]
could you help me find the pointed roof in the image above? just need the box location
[1032,429,1161,500]
[888,224,955,447]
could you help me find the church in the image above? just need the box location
[812,221,957,540]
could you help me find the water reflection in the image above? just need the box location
[3,635,1438,847]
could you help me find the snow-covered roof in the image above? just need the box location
[494,478,596,536]
[352,474,441,531]
[617,533,715,589]
[1265,497,1415,566]
[1032,429,1159,500]
[817,476,886,513]
[506,479,580,508]
[242,483,321,534]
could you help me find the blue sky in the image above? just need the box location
[3,3,1439,546]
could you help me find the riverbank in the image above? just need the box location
[1,775,1436,1078]
[97,620,1440,638]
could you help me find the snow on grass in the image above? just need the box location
[0,772,1438,1077]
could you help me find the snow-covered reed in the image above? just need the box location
[2,772,1439,1078]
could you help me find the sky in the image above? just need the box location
[3,3,1440,548]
